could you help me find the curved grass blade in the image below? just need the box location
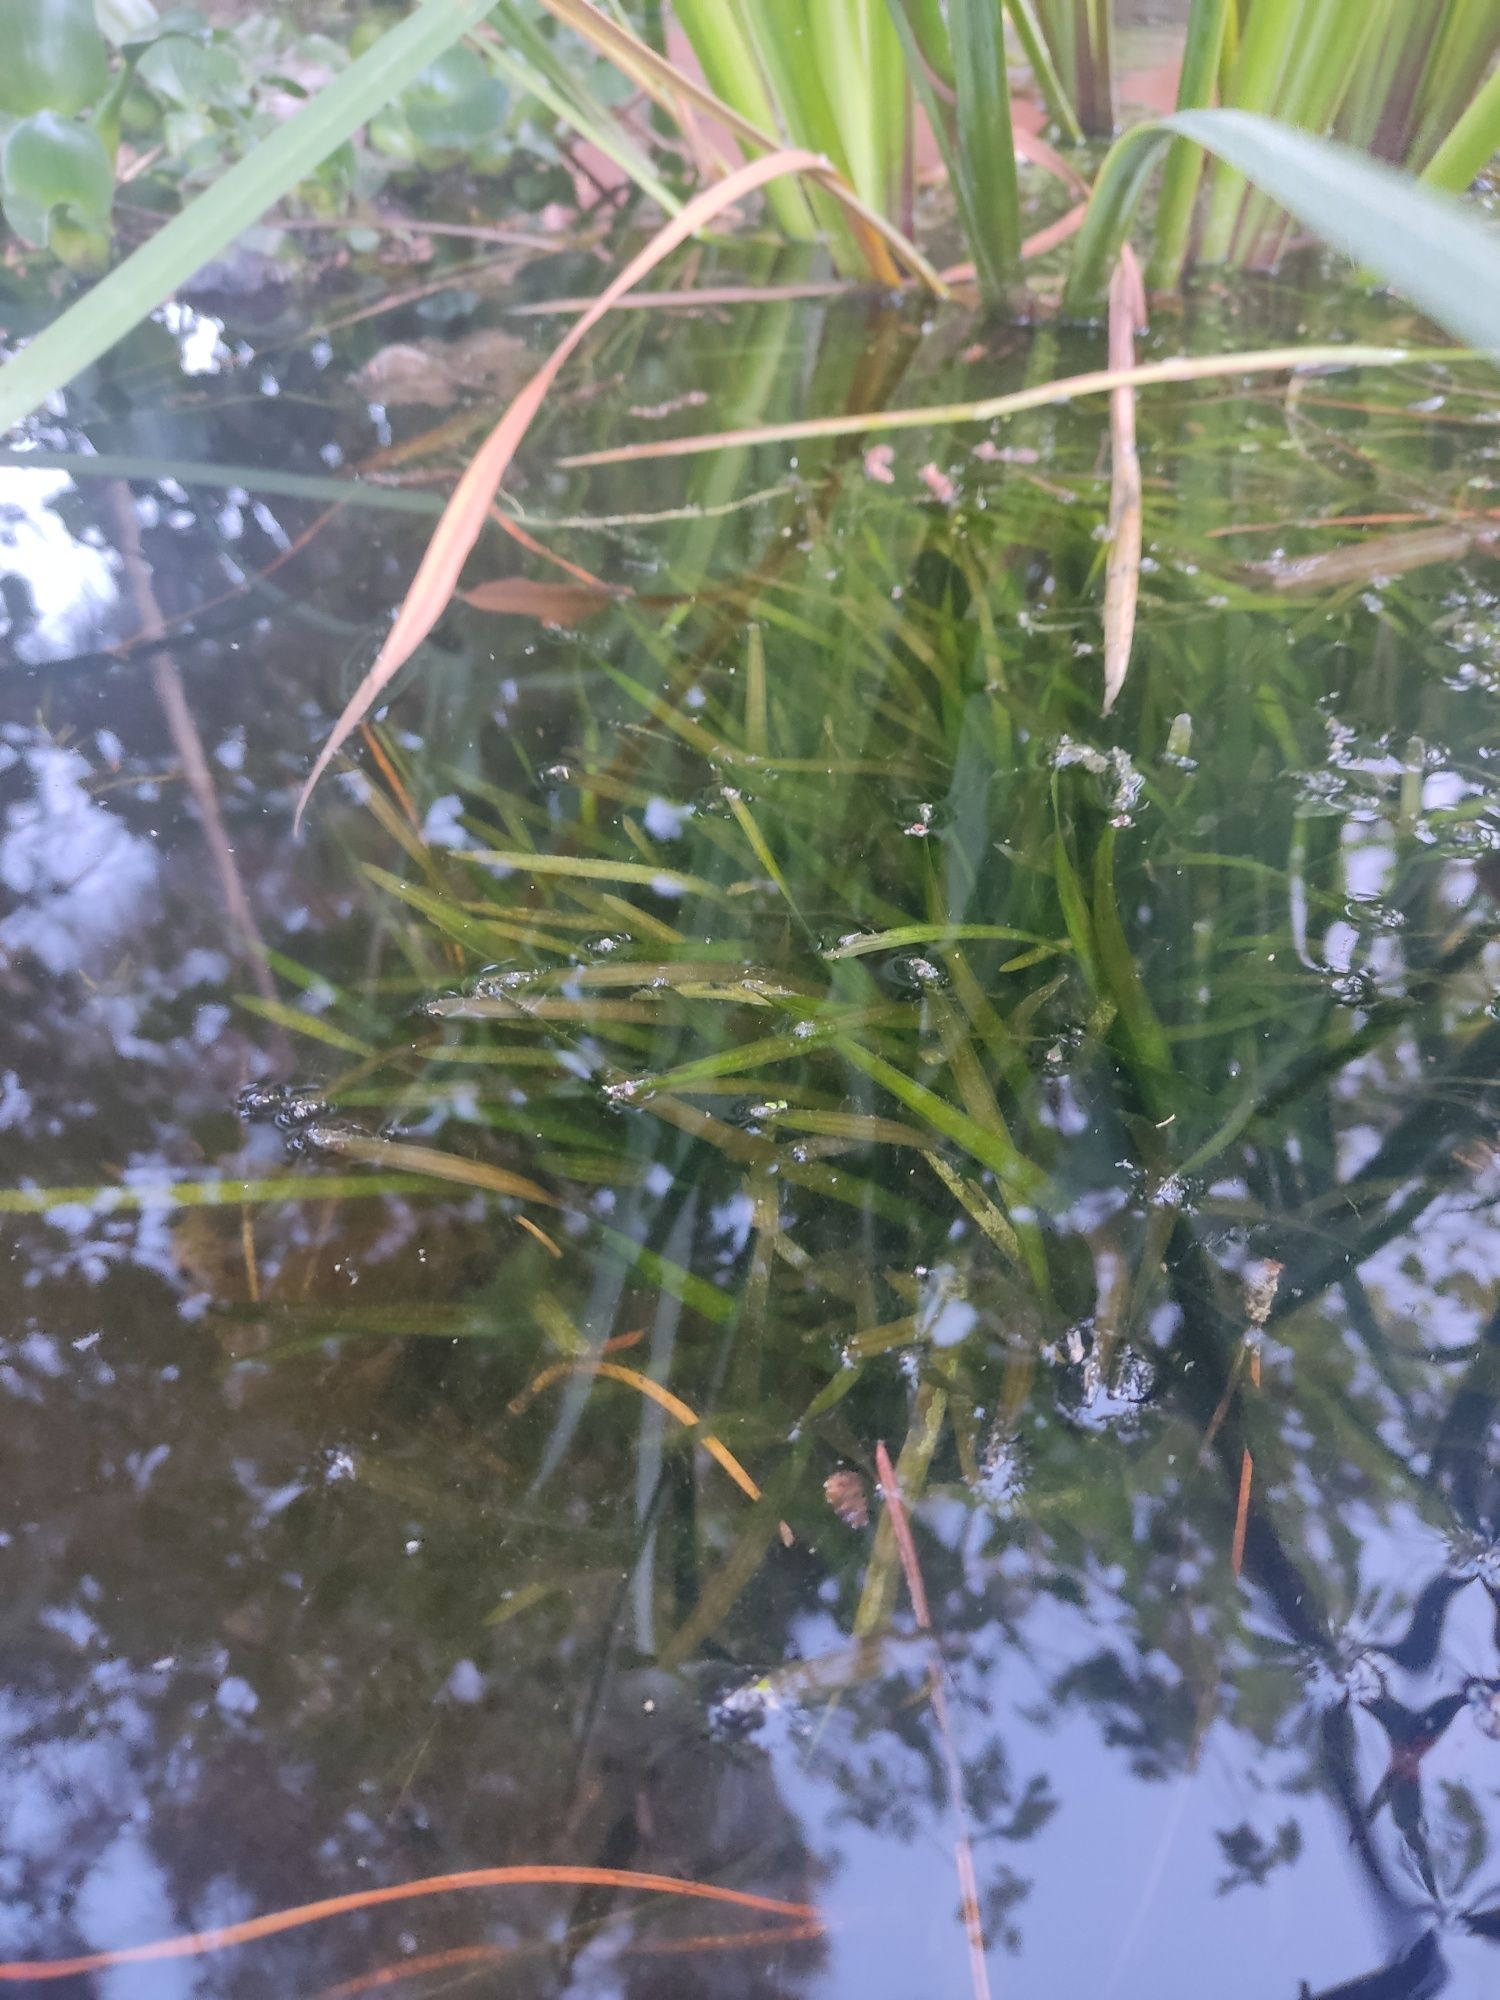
[0,1869,819,1983]
[513,1357,782,1525]
[293,147,945,832]
[0,0,502,436]
[823,923,1063,960]
[833,1038,1044,1198]
[294,1131,559,1208]
[1062,108,1500,354]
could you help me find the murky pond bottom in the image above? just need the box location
[3,272,1500,1997]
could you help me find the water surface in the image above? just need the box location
[3,256,1500,1998]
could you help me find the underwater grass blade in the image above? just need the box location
[457,578,623,621]
[514,1358,787,1536]
[293,147,943,831]
[834,1039,1042,1197]
[299,1132,558,1209]
[0,0,502,435]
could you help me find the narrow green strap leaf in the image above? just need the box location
[1145,0,1231,291]
[1065,108,1500,356]
[0,0,502,436]
[1422,62,1500,193]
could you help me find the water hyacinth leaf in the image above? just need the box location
[0,0,109,117]
[1064,109,1500,355]
[1,113,114,267]
[402,45,507,154]
[0,0,505,436]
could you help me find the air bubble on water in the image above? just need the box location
[1054,736,1110,777]
[1111,1347,1156,1403]
[977,1433,1027,1510]
[585,934,628,957]
[541,763,572,784]
[890,952,949,991]
[1329,969,1378,1009]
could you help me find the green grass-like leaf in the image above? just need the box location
[1066,109,1500,356]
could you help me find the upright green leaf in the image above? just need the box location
[888,0,1022,304]
[1422,62,1500,191]
[1146,0,1231,290]
[1065,108,1500,356]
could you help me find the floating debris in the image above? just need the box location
[823,1468,870,1529]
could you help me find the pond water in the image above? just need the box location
[3,249,1500,1998]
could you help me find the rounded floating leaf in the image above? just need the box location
[0,0,110,117]
[1,111,114,264]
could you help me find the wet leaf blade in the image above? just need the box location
[1102,250,1145,715]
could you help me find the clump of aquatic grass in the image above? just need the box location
[1187,0,1500,276]
[1030,0,1114,138]
[199,339,1496,1795]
